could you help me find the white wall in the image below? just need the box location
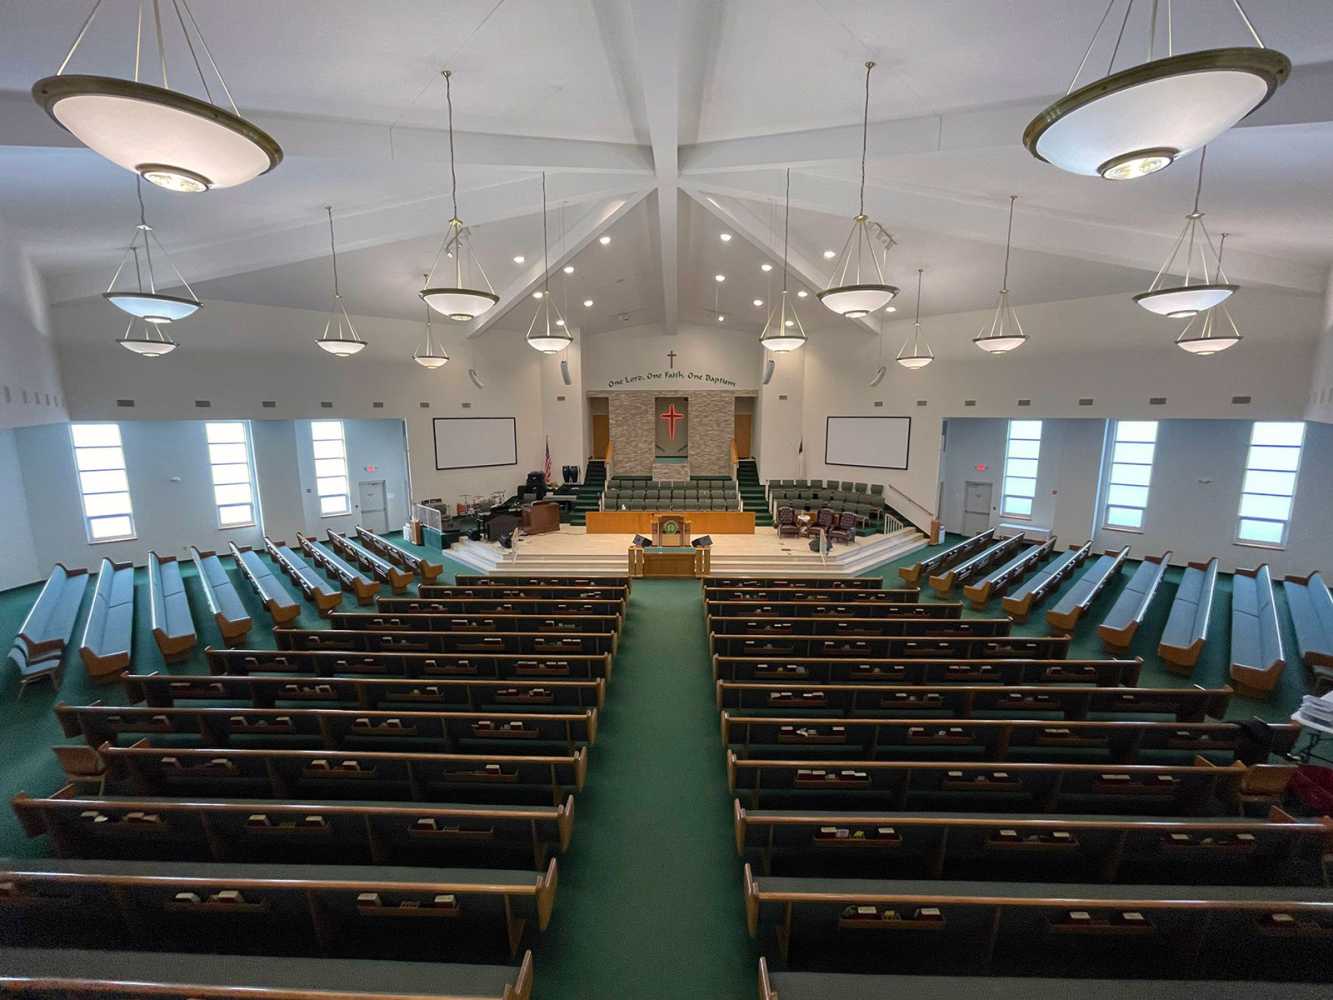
[0,210,66,431]
[582,322,761,392]
[0,429,39,589]
[1308,266,1333,424]
[293,419,411,536]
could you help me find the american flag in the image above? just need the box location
[544,437,552,483]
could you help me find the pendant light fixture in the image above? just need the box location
[1175,232,1242,355]
[315,206,365,358]
[525,173,573,354]
[896,269,935,370]
[117,317,178,357]
[974,195,1028,354]
[1134,146,1236,318]
[760,170,808,352]
[413,273,449,369]
[817,62,900,318]
[34,0,282,192]
[1024,0,1288,180]
[104,176,202,323]
[421,70,499,322]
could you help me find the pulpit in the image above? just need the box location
[651,514,691,547]
[521,500,562,535]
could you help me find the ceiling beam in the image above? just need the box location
[629,0,680,335]
[45,173,653,305]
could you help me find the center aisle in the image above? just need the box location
[535,578,755,999]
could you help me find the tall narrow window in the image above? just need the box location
[1237,422,1305,546]
[311,420,351,516]
[205,422,257,527]
[70,423,136,542]
[1000,420,1042,517]
[1104,421,1158,529]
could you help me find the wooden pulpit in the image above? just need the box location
[651,514,691,546]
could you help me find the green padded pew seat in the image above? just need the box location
[230,543,301,625]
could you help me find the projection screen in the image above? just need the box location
[824,416,911,470]
[433,417,518,471]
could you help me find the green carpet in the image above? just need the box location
[0,533,1315,999]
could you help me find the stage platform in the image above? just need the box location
[444,523,928,578]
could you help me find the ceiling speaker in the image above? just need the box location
[560,359,572,386]
[468,369,486,389]
[762,359,775,385]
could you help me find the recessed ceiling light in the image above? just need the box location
[885,305,897,313]
[598,235,611,246]
[533,291,543,299]
[583,298,594,307]
[719,232,732,242]
[717,314,725,322]
[797,290,808,298]
[563,265,574,274]
[760,263,773,272]
[753,299,764,307]
[822,249,837,259]
[715,274,726,282]
[513,255,525,264]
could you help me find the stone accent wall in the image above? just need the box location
[652,462,690,482]
[607,390,735,477]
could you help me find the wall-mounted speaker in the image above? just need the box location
[632,534,650,547]
[762,359,775,385]
[468,369,486,389]
[560,359,572,386]
[868,365,886,387]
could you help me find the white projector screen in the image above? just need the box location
[824,416,911,470]
[433,417,518,471]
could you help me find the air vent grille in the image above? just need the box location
[461,402,471,409]
[1017,399,1031,407]
[1149,397,1166,406]
[1231,395,1252,405]
[116,399,135,408]
[320,401,333,409]
[964,399,976,407]
[1078,398,1094,407]
[194,400,211,408]
[420,402,431,409]
[916,400,927,407]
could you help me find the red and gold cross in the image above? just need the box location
[659,403,685,441]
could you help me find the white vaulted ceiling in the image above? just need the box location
[2,0,1331,346]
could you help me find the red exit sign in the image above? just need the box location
[975,463,988,472]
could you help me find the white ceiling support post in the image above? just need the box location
[629,0,680,335]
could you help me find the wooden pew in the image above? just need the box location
[457,574,630,588]
[705,599,955,621]
[229,542,301,625]
[710,632,1071,660]
[709,617,1010,639]
[266,537,342,615]
[1284,572,1333,681]
[705,576,882,590]
[148,551,196,662]
[0,948,536,1000]
[94,740,588,808]
[332,610,622,642]
[928,534,1026,594]
[1230,563,1287,698]
[734,801,1333,883]
[356,525,444,582]
[0,857,557,961]
[1002,541,1092,621]
[379,595,623,618]
[1097,551,1172,651]
[297,531,380,604]
[715,681,1231,722]
[719,711,1293,764]
[7,562,89,693]
[55,702,598,753]
[419,583,628,605]
[277,626,615,657]
[743,868,1333,975]
[126,670,605,712]
[189,546,253,647]
[1045,546,1130,632]
[78,557,136,681]
[727,752,1245,814]
[328,530,414,593]
[1158,557,1220,674]
[963,538,1056,608]
[898,529,994,585]
[712,656,1141,687]
[207,646,613,682]
[15,784,574,869]
[704,586,919,603]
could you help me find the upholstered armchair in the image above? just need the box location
[776,506,801,538]
[829,511,858,544]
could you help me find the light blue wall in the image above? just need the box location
[0,429,39,589]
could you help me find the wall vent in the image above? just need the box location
[1078,398,1094,407]
[372,401,385,409]
[872,400,884,408]
[320,401,334,409]
[964,399,976,407]
[115,399,135,408]
[1149,397,1166,406]
[261,401,277,408]
[556,394,567,402]
[1231,395,1252,405]
[461,402,472,409]
[1016,399,1031,407]
[194,400,211,408]
[420,401,431,409]
[778,394,788,401]
[916,400,927,407]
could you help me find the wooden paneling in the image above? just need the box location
[587,510,756,534]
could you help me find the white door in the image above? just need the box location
[358,480,388,532]
[962,480,992,535]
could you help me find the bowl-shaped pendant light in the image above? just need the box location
[315,206,365,358]
[1174,232,1242,355]
[896,269,934,370]
[974,195,1028,354]
[33,0,281,191]
[104,176,202,323]
[761,170,808,352]
[117,317,178,357]
[413,274,450,369]
[525,174,574,354]
[421,71,499,323]
[1024,0,1288,179]
[818,63,899,318]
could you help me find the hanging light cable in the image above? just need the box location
[525,173,573,353]
[413,272,449,369]
[1024,0,1288,179]
[103,174,202,323]
[896,268,935,369]
[817,62,899,318]
[974,195,1029,354]
[1134,146,1237,318]
[1175,232,1243,355]
[315,205,365,357]
[33,0,282,191]
[760,169,808,352]
[421,70,500,322]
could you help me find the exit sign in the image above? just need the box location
[365,465,378,473]
[975,463,987,472]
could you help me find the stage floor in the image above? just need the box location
[510,525,876,557]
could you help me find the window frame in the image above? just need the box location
[204,421,259,530]
[70,422,137,544]
[1102,420,1159,534]
[1000,419,1043,520]
[310,419,352,518]
[1234,421,1305,550]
